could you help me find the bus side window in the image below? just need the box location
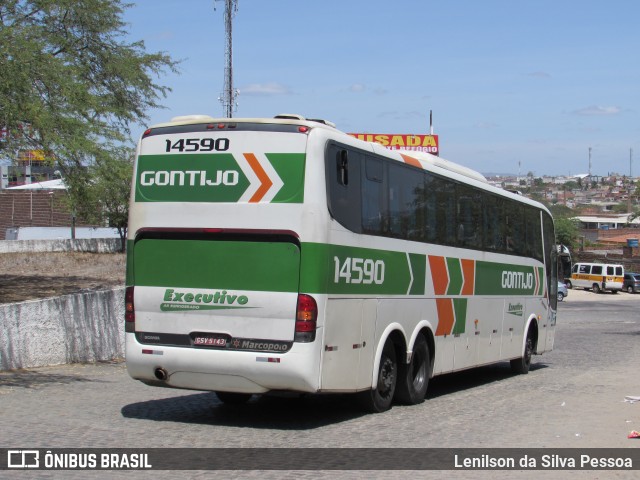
[457,185,482,249]
[483,195,503,251]
[326,144,362,233]
[362,156,387,235]
[578,265,590,274]
[338,149,349,186]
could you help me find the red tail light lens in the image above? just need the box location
[295,294,317,342]
[125,286,135,332]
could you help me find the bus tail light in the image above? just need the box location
[125,286,135,333]
[295,294,317,342]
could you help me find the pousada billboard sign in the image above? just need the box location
[348,133,439,155]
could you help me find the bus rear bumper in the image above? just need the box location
[125,333,320,394]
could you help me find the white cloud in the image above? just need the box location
[572,105,621,116]
[348,83,366,93]
[240,83,292,96]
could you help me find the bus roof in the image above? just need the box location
[149,113,339,131]
[146,113,550,216]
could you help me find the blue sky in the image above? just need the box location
[124,1,639,177]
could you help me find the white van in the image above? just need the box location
[569,262,624,293]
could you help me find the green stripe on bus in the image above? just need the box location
[131,239,300,292]
[135,154,250,203]
[268,153,305,203]
[446,257,463,295]
[475,261,540,296]
[452,298,467,335]
[538,267,545,295]
[299,243,424,295]
[126,239,134,285]
[126,237,545,298]
[408,253,426,295]
[134,153,305,204]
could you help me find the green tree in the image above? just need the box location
[554,217,580,250]
[0,0,178,168]
[563,180,579,191]
[68,147,133,251]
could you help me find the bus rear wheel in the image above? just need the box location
[395,334,430,405]
[358,338,397,413]
[592,284,601,294]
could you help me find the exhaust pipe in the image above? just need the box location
[154,367,168,381]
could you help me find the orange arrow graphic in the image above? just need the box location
[244,153,273,203]
[400,153,422,169]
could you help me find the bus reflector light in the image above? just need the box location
[298,126,309,133]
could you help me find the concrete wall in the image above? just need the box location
[0,288,124,370]
[0,237,123,254]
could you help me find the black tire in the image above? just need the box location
[395,334,430,405]
[566,280,573,289]
[510,332,533,374]
[558,292,564,302]
[612,289,618,294]
[358,338,397,413]
[592,284,600,294]
[628,286,634,294]
[215,391,253,405]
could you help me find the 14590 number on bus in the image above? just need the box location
[334,256,385,285]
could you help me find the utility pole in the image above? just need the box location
[217,0,239,118]
[631,148,633,178]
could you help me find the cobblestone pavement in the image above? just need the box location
[1,289,639,479]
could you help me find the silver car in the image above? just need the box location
[558,281,568,302]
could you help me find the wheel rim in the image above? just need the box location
[378,356,396,399]
[524,338,532,368]
[411,349,427,390]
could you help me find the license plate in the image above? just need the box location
[192,335,227,347]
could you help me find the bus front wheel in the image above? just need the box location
[358,338,397,413]
[395,334,430,405]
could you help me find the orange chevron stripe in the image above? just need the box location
[428,255,449,295]
[399,153,422,169]
[244,153,272,202]
[435,298,455,336]
[461,259,475,295]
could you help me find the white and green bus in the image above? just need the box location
[125,114,558,412]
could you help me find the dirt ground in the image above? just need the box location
[0,252,126,304]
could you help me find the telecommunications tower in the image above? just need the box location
[217,0,239,117]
